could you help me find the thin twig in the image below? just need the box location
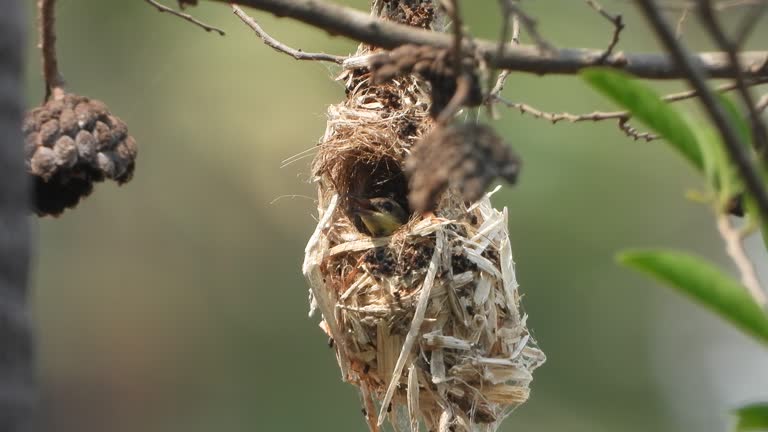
[585,0,625,63]
[512,13,520,44]
[232,5,344,63]
[715,0,768,9]
[717,214,767,306]
[495,97,627,123]
[490,68,512,98]
[675,5,691,38]
[38,0,64,100]
[618,118,658,141]
[500,0,555,54]
[661,77,768,102]
[145,0,226,35]
[698,0,768,159]
[489,3,520,99]
[494,96,659,140]
[636,0,768,226]
[734,1,768,46]
[652,0,767,11]
[492,78,768,136]
[492,0,513,83]
[444,0,463,75]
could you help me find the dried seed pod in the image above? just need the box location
[381,0,434,28]
[23,93,137,216]
[406,123,521,213]
[369,44,484,118]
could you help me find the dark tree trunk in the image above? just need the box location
[0,0,35,430]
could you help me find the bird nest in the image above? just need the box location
[302,53,545,431]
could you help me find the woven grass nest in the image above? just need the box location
[302,10,544,432]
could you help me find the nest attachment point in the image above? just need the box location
[370,44,484,119]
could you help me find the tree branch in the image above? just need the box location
[198,0,768,80]
[492,78,768,139]
[0,1,35,430]
[636,0,768,227]
[698,0,768,158]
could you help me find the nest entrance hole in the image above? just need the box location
[341,156,412,234]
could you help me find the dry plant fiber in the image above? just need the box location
[303,2,544,431]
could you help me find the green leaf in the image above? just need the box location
[582,68,703,171]
[717,94,752,148]
[692,123,742,207]
[735,403,768,432]
[618,249,768,345]
[692,124,725,194]
[714,95,750,206]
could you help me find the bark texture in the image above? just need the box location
[0,1,35,430]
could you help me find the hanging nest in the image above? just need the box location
[303,17,544,432]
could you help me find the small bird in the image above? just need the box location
[348,196,408,237]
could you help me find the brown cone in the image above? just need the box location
[406,123,520,213]
[23,93,137,216]
[369,44,483,119]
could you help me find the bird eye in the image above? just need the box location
[382,201,393,212]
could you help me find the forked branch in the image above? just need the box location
[698,0,768,157]
[178,0,768,80]
[636,0,768,232]
[232,5,345,63]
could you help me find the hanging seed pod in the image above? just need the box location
[406,123,521,213]
[369,44,484,119]
[23,93,137,216]
[303,4,544,432]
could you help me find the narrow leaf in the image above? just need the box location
[618,249,768,345]
[735,403,768,432]
[582,68,703,171]
[715,95,750,205]
[692,124,725,194]
[692,123,742,207]
[717,94,752,148]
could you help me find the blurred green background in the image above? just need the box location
[23,1,768,431]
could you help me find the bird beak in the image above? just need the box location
[348,195,375,213]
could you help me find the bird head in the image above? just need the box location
[348,196,408,237]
